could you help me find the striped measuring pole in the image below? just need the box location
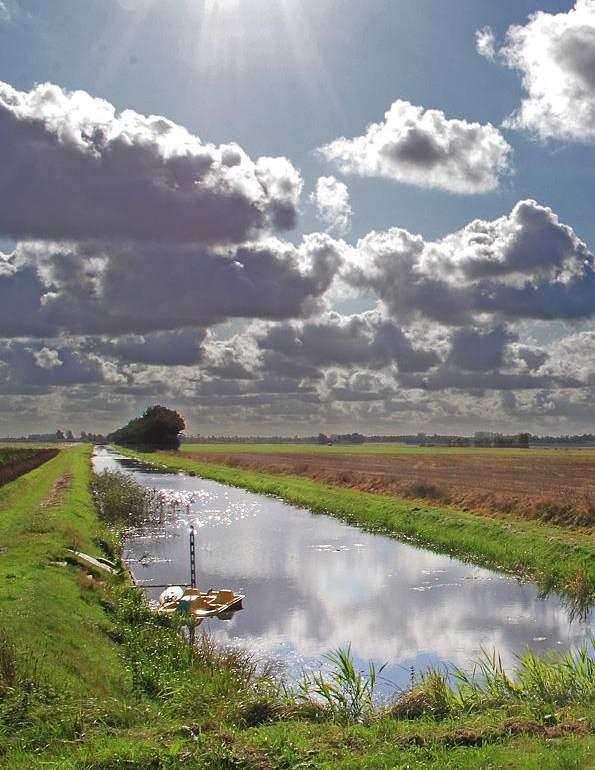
[189,524,197,588]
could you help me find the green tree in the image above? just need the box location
[107,405,186,450]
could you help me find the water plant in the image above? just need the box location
[297,644,386,723]
[391,641,595,719]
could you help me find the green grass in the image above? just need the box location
[0,448,38,466]
[1,447,594,769]
[0,445,129,697]
[116,446,595,605]
[181,441,595,458]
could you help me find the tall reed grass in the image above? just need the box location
[391,641,595,720]
[296,645,386,723]
[91,470,157,526]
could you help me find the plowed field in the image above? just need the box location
[182,448,595,528]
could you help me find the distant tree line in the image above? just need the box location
[1,430,105,443]
[107,405,185,450]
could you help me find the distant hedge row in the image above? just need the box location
[0,448,60,487]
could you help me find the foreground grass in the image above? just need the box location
[1,447,594,769]
[117,446,595,606]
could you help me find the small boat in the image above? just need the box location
[158,586,244,618]
[68,549,117,574]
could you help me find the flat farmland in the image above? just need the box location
[0,446,60,487]
[181,444,595,528]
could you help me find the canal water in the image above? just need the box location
[93,446,593,693]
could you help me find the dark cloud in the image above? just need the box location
[399,368,579,393]
[0,341,112,395]
[0,81,302,244]
[88,329,206,366]
[256,311,439,373]
[447,326,515,372]
[0,234,341,337]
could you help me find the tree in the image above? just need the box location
[107,405,186,450]
[518,432,530,449]
[55,429,65,441]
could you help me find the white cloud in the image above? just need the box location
[33,347,62,369]
[346,200,595,326]
[475,26,496,61]
[0,80,303,243]
[318,100,512,194]
[498,0,595,141]
[311,176,353,235]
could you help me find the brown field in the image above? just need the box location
[181,448,595,528]
[0,447,59,488]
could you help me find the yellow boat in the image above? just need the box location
[158,586,244,618]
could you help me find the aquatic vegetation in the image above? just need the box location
[391,642,595,719]
[297,645,386,723]
[91,470,197,528]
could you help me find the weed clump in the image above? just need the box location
[390,642,595,721]
[0,632,18,690]
[297,644,385,723]
[390,670,452,719]
[91,470,155,527]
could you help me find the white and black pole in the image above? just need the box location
[189,524,197,588]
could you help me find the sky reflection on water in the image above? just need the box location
[93,447,593,691]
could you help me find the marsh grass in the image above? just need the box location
[0,631,18,689]
[297,645,386,723]
[391,641,595,720]
[91,469,160,527]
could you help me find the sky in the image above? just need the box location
[1,0,595,436]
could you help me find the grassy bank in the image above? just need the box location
[116,446,595,606]
[1,447,594,769]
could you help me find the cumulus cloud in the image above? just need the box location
[311,176,352,235]
[255,310,439,374]
[0,341,114,395]
[318,100,512,194]
[347,200,595,325]
[88,329,207,367]
[0,234,342,337]
[496,0,595,141]
[0,80,302,243]
[476,26,497,61]
[33,347,63,369]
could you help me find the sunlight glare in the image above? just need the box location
[205,0,241,12]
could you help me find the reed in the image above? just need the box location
[391,640,595,720]
[91,469,156,526]
[297,645,386,723]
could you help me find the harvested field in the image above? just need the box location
[181,448,595,528]
[0,448,60,488]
